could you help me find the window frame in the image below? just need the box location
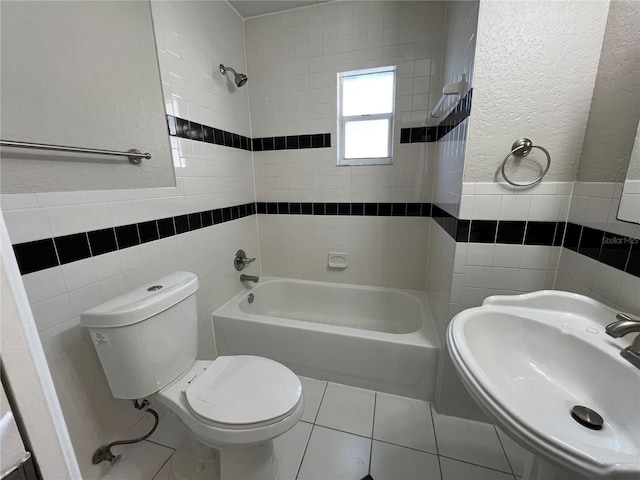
[337,65,397,166]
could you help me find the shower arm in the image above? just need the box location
[219,64,236,75]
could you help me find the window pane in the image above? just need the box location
[344,119,389,159]
[342,71,394,116]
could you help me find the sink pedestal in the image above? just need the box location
[523,454,586,480]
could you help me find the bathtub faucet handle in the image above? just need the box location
[234,249,256,271]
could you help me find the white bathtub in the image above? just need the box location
[212,277,440,401]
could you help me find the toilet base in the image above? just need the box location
[168,431,280,480]
[220,441,279,480]
[169,434,219,480]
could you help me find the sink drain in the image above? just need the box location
[571,405,603,430]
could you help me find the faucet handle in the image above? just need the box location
[234,249,256,271]
[617,313,640,323]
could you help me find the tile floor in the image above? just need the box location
[101,377,529,480]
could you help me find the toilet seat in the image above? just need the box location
[185,356,302,430]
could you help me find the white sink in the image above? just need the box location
[447,291,640,479]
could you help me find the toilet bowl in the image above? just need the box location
[154,358,304,479]
[80,271,303,480]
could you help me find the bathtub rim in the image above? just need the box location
[213,276,440,349]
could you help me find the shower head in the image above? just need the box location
[219,64,248,87]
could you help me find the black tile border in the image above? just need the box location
[13,196,639,280]
[400,89,473,144]
[428,206,639,278]
[255,202,431,218]
[13,202,256,276]
[168,115,331,152]
[171,90,468,151]
[400,126,438,144]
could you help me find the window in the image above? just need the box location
[337,66,396,166]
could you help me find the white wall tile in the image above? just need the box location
[46,205,87,237]
[3,208,52,243]
[21,267,67,304]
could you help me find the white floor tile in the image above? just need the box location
[273,421,313,479]
[496,429,530,477]
[299,376,327,423]
[103,440,173,480]
[370,441,441,480]
[121,410,185,449]
[373,392,437,454]
[151,458,171,480]
[440,457,514,480]
[315,383,375,437]
[297,426,371,480]
[432,410,511,473]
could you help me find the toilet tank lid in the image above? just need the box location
[80,271,199,328]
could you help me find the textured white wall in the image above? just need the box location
[577,0,640,182]
[0,1,174,193]
[464,0,609,183]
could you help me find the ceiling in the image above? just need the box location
[228,1,330,19]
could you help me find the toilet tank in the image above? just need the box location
[81,272,199,399]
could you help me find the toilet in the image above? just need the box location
[80,271,304,480]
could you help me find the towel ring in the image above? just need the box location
[500,138,551,187]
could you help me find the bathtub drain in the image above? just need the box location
[248,293,254,304]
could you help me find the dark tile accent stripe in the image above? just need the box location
[429,204,639,278]
[497,221,526,244]
[13,239,59,275]
[561,222,638,278]
[12,202,256,276]
[525,221,556,246]
[167,115,331,152]
[55,233,91,264]
[399,126,438,144]
[87,228,118,256]
[256,202,431,218]
[399,89,473,144]
[437,89,473,140]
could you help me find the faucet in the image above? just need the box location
[240,274,259,283]
[605,313,640,370]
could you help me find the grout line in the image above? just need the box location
[294,424,314,480]
[368,392,377,474]
[149,449,173,480]
[295,381,329,480]
[373,438,437,457]
[145,438,177,450]
[494,425,517,477]
[428,403,440,455]
[311,423,373,441]
[429,404,444,480]
[312,381,329,424]
[438,454,515,476]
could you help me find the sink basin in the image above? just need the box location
[447,291,640,479]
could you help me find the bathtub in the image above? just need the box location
[212,277,440,401]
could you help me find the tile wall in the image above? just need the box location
[245,1,447,289]
[425,1,480,420]
[556,181,640,310]
[1,2,259,477]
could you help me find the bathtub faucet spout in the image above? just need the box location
[240,274,259,283]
